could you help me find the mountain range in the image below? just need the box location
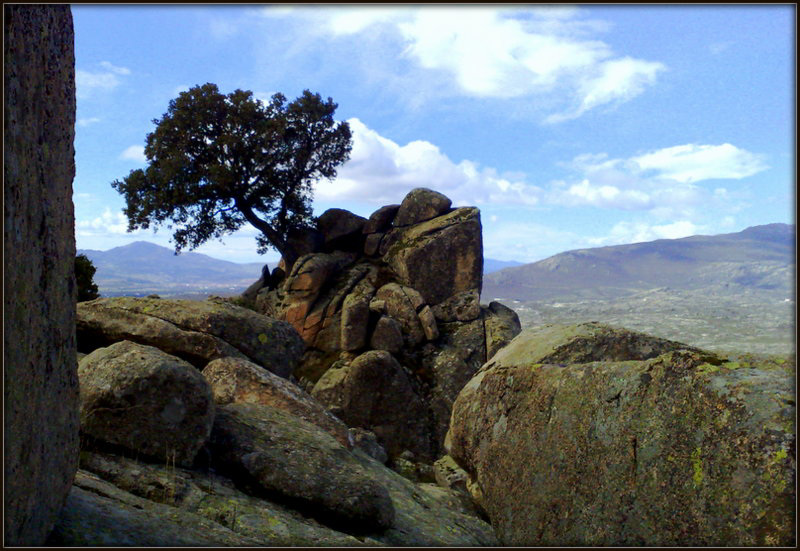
[482,223,795,303]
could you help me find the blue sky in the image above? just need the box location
[72,4,795,265]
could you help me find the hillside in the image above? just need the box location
[483,223,795,302]
[78,241,264,297]
[482,223,795,355]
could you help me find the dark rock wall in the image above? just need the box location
[3,4,79,545]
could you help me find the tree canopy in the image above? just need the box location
[112,83,352,266]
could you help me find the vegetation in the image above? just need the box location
[112,83,353,267]
[75,254,100,301]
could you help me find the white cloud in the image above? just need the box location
[549,143,768,214]
[119,145,146,163]
[76,207,136,236]
[318,118,542,207]
[77,117,101,127]
[76,61,131,98]
[257,6,665,122]
[631,143,768,183]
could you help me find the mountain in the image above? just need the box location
[78,241,265,297]
[483,258,523,274]
[483,223,795,302]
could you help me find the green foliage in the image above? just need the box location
[75,254,100,301]
[111,83,352,265]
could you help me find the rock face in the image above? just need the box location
[207,403,395,530]
[77,296,305,377]
[3,5,79,545]
[203,356,352,448]
[79,341,215,467]
[447,324,796,546]
[248,188,520,461]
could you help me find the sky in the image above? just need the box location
[71,4,795,265]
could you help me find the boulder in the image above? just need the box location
[74,452,370,546]
[363,204,400,234]
[317,208,367,252]
[208,403,395,530]
[448,333,796,546]
[79,341,215,467]
[374,283,427,346]
[202,356,352,448]
[370,315,404,353]
[77,301,249,368]
[4,5,80,545]
[311,350,433,461]
[431,290,481,322]
[384,207,483,306]
[484,300,522,360]
[426,317,488,450]
[340,293,371,351]
[393,188,452,227]
[487,321,698,369]
[48,471,260,546]
[77,297,304,378]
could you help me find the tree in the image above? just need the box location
[75,254,100,301]
[112,83,353,267]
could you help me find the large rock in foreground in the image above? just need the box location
[79,341,215,467]
[207,403,395,531]
[3,5,79,545]
[448,326,796,546]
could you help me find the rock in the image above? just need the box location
[370,315,404,353]
[208,403,395,530]
[340,293,370,351]
[75,452,371,546]
[317,208,367,252]
[418,305,439,341]
[283,253,339,309]
[363,232,385,256]
[427,317,487,451]
[487,321,700,370]
[77,300,249,368]
[77,297,305,378]
[374,283,427,346]
[431,290,481,322]
[433,455,469,494]
[384,207,483,306]
[351,451,498,546]
[448,339,796,546]
[284,225,324,272]
[3,5,79,545]
[484,300,522,360]
[48,471,260,546]
[202,357,352,448]
[311,350,433,461]
[349,428,389,464]
[79,341,215,467]
[393,188,452,227]
[363,204,400,233]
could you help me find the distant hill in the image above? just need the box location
[78,241,264,297]
[484,258,523,274]
[483,223,795,302]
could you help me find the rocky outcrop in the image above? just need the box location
[77,296,305,377]
[79,341,215,467]
[248,188,520,462]
[447,324,796,546]
[4,5,79,545]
